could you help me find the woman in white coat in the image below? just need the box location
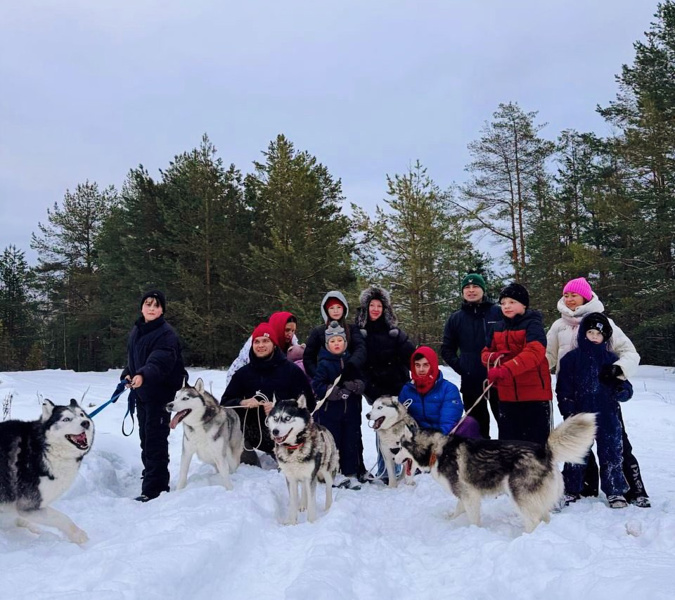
[547,277,649,507]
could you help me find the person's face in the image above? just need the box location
[368,299,383,321]
[327,336,346,354]
[414,357,431,377]
[284,321,297,343]
[327,302,344,320]
[252,336,275,358]
[500,298,526,319]
[564,292,586,310]
[462,284,484,303]
[586,329,604,344]
[141,298,163,322]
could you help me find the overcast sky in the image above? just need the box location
[0,1,657,263]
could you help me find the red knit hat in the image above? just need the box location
[563,277,593,302]
[325,298,345,311]
[251,323,278,346]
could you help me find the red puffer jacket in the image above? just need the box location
[481,310,552,402]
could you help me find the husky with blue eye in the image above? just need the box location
[267,396,339,525]
[393,413,596,533]
[0,399,94,544]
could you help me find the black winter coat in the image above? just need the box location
[122,316,187,404]
[221,348,315,455]
[360,318,414,402]
[221,348,316,410]
[303,323,366,379]
[441,299,502,391]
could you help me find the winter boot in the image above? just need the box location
[607,495,628,509]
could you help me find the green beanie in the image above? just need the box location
[461,273,486,292]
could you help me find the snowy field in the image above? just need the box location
[1,365,674,600]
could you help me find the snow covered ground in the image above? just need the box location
[1,365,674,600]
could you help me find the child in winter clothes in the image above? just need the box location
[481,283,552,445]
[556,313,631,509]
[398,347,464,435]
[312,321,366,490]
[546,277,649,507]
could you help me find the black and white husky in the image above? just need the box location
[166,378,243,491]
[393,413,596,533]
[0,399,94,543]
[366,395,417,487]
[266,396,339,525]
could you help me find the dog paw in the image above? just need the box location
[404,478,417,487]
[16,517,41,535]
[69,527,89,545]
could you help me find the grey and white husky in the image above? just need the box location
[267,396,339,524]
[393,413,596,533]
[166,378,243,491]
[0,399,94,544]
[366,395,417,487]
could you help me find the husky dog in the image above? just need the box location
[0,399,94,544]
[267,396,339,524]
[166,378,243,491]
[393,413,596,533]
[366,395,417,487]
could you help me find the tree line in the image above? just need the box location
[1,2,673,370]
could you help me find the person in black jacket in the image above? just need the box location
[441,273,502,439]
[221,322,315,466]
[122,290,188,502]
[355,285,414,483]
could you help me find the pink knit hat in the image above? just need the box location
[562,277,593,301]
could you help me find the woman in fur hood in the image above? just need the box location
[355,285,415,403]
[546,277,649,508]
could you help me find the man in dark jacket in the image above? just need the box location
[221,323,315,465]
[441,273,502,439]
[122,290,188,502]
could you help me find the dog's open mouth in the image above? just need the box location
[274,431,291,444]
[66,432,89,450]
[170,409,191,429]
[371,417,385,430]
[403,458,413,477]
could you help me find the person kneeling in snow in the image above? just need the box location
[556,313,632,509]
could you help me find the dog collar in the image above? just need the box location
[284,442,304,451]
[429,452,437,468]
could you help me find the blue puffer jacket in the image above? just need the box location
[398,371,463,435]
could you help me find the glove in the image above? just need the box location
[327,386,350,402]
[487,366,512,384]
[599,364,623,385]
[343,379,365,395]
[615,380,633,403]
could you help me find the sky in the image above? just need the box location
[1,365,674,599]
[0,0,658,263]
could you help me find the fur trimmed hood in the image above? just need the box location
[355,285,398,328]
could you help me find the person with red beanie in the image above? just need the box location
[221,322,314,466]
[481,282,552,445]
[398,347,464,435]
[224,311,299,389]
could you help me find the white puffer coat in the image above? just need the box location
[546,293,640,379]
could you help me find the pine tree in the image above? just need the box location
[353,162,485,346]
[30,182,119,370]
[243,135,356,337]
[460,102,555,282]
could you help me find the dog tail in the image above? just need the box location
[547,413,596,465]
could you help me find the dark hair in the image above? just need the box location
[286,315,297,324]
[413,352,426,362]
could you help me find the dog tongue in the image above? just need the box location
[73,432,87,445]
[170,412,184,429]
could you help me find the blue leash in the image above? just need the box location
[88,380,129,418]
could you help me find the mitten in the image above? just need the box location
[615,380,633,403]
[599,364,623,385]
[328,386,350,401]
[487,366,511,384]
[343,379,365,395]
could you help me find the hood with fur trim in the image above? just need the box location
[355,285,398,328]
